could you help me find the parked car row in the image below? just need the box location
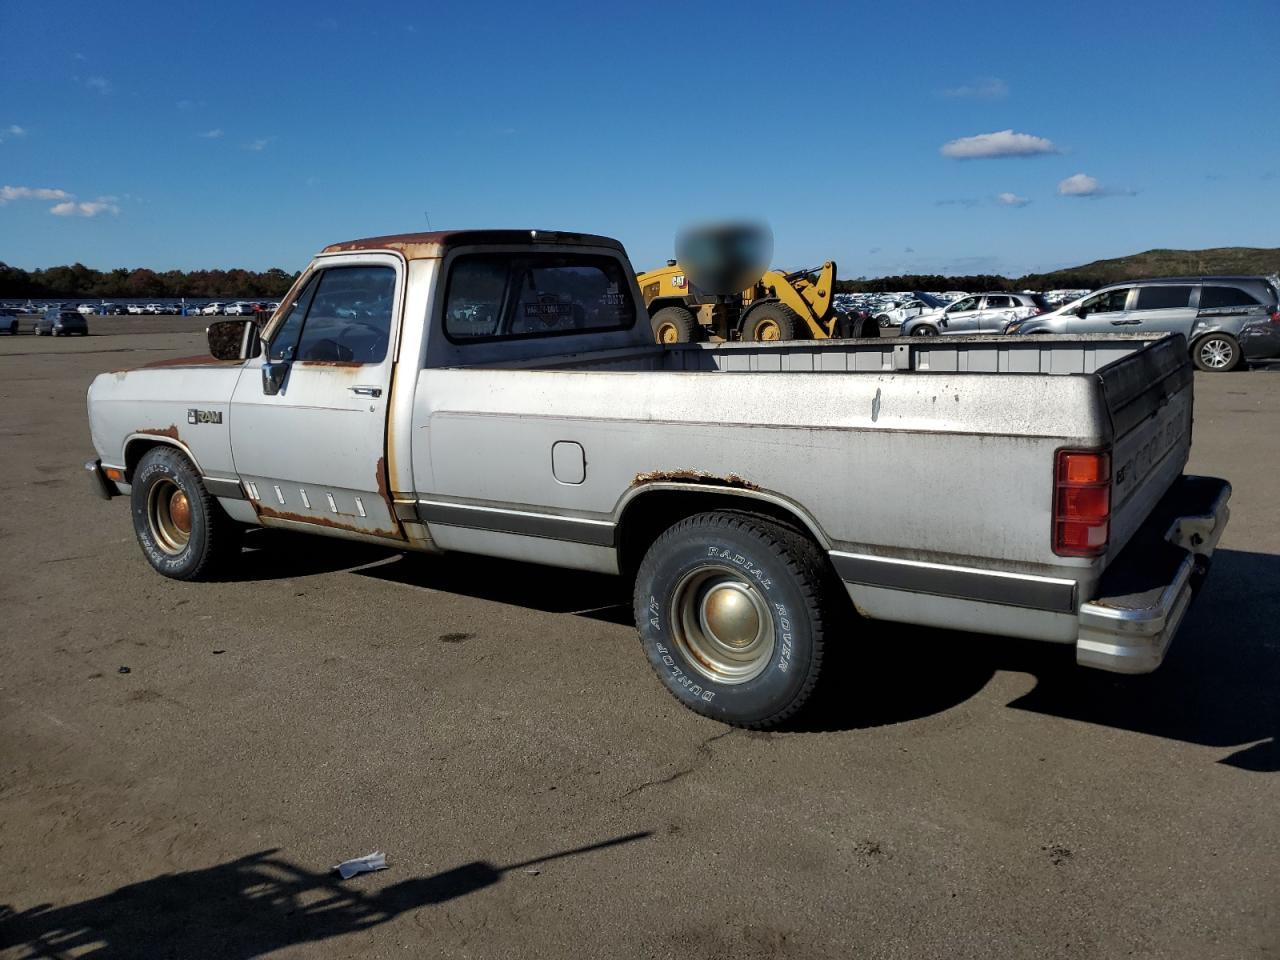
[899,275,1280,372]
[0,301,283,317]
[0,306,88,335]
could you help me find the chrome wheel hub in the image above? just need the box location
[147,479,192,555]
[671,567,774,684]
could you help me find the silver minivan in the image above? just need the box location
[1007,276,1280,371]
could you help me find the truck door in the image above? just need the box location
[228,256,405,539]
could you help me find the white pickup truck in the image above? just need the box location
[85,229,1231,728]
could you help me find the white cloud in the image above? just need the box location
[198,128,224,139]
[4,125,27,138]
[1057,173,1100,196]
[942,77,1008,99]
[941,129,1058,159]
[85,75,112,94]
[2,185,119,216]
[244,137,275,151]
[0,185,73,203]
[50,196,120,217]
[996,191,1031,207]
[1057,173,1137,198]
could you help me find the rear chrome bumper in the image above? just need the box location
[1076,475,1230,673]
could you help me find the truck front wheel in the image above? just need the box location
[130,446,241,580]
[634,511,830,728]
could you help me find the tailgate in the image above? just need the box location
[1096,334,1195,559]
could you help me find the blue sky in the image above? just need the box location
[1,0,1277,278]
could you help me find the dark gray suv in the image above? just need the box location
[1006,276,1280,371]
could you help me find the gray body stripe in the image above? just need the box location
[416,501,616,547]
[830,550,1077,613]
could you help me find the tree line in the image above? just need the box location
[834,271,1108,294]
[0,262,301,300]
[2,260,1114,302]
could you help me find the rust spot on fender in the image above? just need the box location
[295,359,362,369]
[632,469,760,491]
[139,425,181,441]
[255,505,399,540]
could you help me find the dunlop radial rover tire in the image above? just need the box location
[634,511,830,729]
[130,446,240,581]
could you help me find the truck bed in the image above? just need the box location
[485,333,1173,376]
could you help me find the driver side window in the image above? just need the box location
[1080,288,1130,314]
[269,266,396,364]
[950,296,980,313]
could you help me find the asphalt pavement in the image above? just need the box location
[1,318,1276,959]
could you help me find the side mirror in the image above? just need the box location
[207,319,261,360]
[261,359,289,395]
[1076,305,1089,319]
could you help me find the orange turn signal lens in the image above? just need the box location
[1057,451,1111,485]
[104,467,125,482]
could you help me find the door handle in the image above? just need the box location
[1110,319,1140,325]
[350,385,383,397]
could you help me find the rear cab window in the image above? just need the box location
[443,253,636,343]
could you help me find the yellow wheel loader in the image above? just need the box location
[636,260,874,343]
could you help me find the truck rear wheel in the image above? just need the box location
[741,303,800,342]
[634,511,830,728]
[130,446,241,581]
[650,306,698,344]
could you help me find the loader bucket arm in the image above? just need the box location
[761,261,838,338]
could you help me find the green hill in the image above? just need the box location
[837,247,1280,294]
[1019,247,1280,289]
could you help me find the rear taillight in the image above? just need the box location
[1053,449,1111,557]
[1269,310,1279,324]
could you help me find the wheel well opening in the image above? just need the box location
[616,488,823,578]
[125,439,177,478]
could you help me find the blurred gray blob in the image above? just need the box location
[675,223,773,295]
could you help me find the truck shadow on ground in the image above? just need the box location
[800,547,1279,771]
[0,832,650,959]
[233,535,1278,772]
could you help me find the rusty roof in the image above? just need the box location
[320,229,625,260]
